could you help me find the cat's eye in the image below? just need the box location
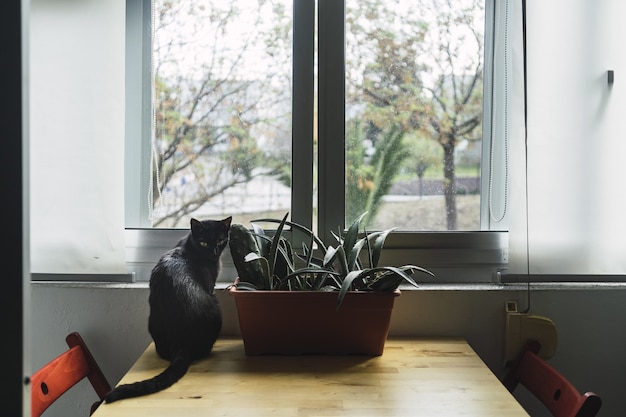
[199,241,208,247]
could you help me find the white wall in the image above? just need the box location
[31,283,626,416]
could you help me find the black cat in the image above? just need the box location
[104,216,232,403]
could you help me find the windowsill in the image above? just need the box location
[31,281,151,289]
[30,280,626,291]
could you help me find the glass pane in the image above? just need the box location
[345,0,484,230]
[151,0,292,227]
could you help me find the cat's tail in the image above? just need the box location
[103,349,191,403]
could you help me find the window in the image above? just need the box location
[344,0,486,232]
[125,0,510,283]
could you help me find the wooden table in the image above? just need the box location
[94,338,529,416]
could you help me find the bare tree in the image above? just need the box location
[151,1,291,226]
[346,0,484,229]
[151,0,484,230]
[421,0,483,229]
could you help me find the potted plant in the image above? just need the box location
[228,212,434,355]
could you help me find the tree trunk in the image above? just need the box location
[442,138,457,230]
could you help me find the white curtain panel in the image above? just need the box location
[30,0,126,274]
[509,0,626,274]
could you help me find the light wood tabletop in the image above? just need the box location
[94,338,529,416]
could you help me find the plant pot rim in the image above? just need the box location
[228,284,401,298]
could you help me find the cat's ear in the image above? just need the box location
[222,216,232,228]
[190,218,202,232]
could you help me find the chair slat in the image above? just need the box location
[31,332,111,417]
[503,339,601,417]
[31,346,90,416]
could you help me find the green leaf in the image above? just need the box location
[402,265,436,283]
[337,270,366,309]
[250,223,268,257]
[283,268,339,291]
[343,212,368,256]
[244,252,262,262]
[323,245,350,278]
[366,265,434,291]
[252,215,327,256]
[347,237,367,271]
[277,237,296,275]
[368,273,404,291]
[322,245,337,268]
[370,228,396,268]
[257,257,271,289]
[242,252,270,289]
[331,230,342,245]
[297,251,324,268]
[336,246,350,276]
[252,233,271,258]
[311,272,331,290]
[268,212,290,284]
[234,281,259,291]
[299,232,316,268]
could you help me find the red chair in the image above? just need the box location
[31,332,111,417]
[503,339,601,417]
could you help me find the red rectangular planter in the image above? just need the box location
[229,286,399,356]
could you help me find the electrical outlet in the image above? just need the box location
[505,300,518,313]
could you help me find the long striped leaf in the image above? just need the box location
[303,233,314,267]
[337,270,368,309]
[268,212,289,285]
[370,228,396,268]
[343,212,368,259]
[347,237,368,271]
[250,222,266,255]
[252,216,327,256]
[323,245,350,278]
[243,252,270,289]
[234,281,259,291]
[367,265,434,291]
[322,245,337,268]
[277,237,295,274]
[283,268,340,291]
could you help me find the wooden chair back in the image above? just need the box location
[503,339,601,417]
[31,332,111,417]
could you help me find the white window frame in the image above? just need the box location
[123,0,509,284]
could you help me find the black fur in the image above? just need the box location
[104,217,232,403]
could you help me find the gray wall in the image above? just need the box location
[31,283,626,416]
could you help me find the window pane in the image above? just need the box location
[345,0,484,231]
[151,0,292,227]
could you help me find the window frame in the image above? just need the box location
[125,0,152,229]
[123,0,509,284]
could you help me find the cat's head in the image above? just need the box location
[189,216,232,257]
